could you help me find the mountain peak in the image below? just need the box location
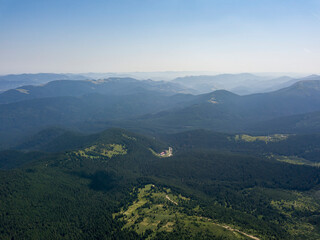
[273,80,320,97]
[292,80,320,90]
[299,74,320,81]
[207,89,239,100]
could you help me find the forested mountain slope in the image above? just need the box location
[1,128,320,239]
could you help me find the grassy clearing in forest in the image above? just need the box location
[114,184,253,239]
[273,155,320,167]
[74,143,127,159]
[269,190,320,239]
[235,134,289,143]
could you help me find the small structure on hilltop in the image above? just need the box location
[167,147,173,157]
[160,147,173,157]
[150,147,173,158]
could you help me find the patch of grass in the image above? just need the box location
[74,143,127,159]
[271,192,319,216]
[273,155,320,167]
[270,191,320,239]
[122,134,137,141]
[149,148,160,157]
[114,184,253,239]
[235,134,289,143]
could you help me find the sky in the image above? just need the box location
[0,0,320,74]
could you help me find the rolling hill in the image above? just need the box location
[121,79,320,133]
[0,90,197,149]
[172,73,269,94]
[173,73,320,95]
[250,110,320,134]
[0,77,194,104]
[0,73,88,91]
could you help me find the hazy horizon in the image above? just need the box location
[0,71,313,82]
[1,0,320,74]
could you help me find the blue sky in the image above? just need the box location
[0,0,320,74]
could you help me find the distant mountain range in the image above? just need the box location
[1,76,320,149]
[172,73,320,95]
[0,73,88,91]
[113,79,320,133]
[0,77,194,104]
[1,72,318,95]
[173,73,269,94]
